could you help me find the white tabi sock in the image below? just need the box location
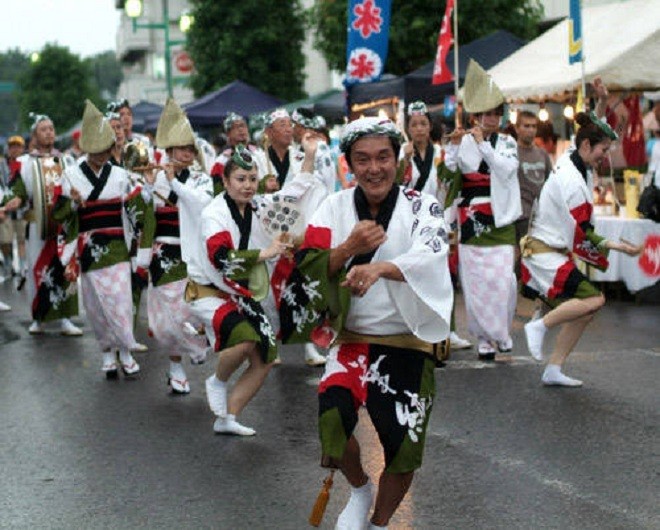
[369,524,387,530]
[542,364,583,387]
[335,480,374,530]
[118,350,136,365]
[524,318,547,361]
[213,414,256,436]
[205,375,227,416]
[169,361,186,379]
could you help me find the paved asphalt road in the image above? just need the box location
[0,279,658,530]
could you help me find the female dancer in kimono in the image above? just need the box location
[139,98,213,394]
[442,61,521,360]
[184,137,322,435]
[54,101,147,378]
[521,112,640,386]
[400,100,472,352]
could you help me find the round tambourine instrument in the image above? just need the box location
[32,156,63,240]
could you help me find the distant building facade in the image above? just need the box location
[114,0,340,105]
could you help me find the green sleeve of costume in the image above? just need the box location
[129,191,148,233]
[395,159,407,185]
[227,249,261,281]
[437,161,462,207]
[8,175,28,203]
[588,228,610,270]
[214,179,225,196]
[51,196,79,244]
[281,248,351,344]
[139,200,156,250]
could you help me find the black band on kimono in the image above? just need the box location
[476,133,499,175]
[155,209,180,238]
[413,145,434,192]
[223,193,252,250]
[79,201,124,232]
[166,169,190,204]
[349,184,399,269]
[570,149,588,183]
[80,161,112,202]
[268,145,290,187]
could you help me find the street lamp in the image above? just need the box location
[179,12,194,33]
[124,0,188,98]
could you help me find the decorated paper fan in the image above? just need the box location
[259,194,305,239]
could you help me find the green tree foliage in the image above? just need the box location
[17,44,102,133]
[187,0,307,101]
[0,49,30,135]
[86,51,123,101]
[308,0,544,75]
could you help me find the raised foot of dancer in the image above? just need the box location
[335,480,374,530]
[29,320,45,334]
[213,415,255,436]
[189,347,209,365]
[60,318,83,336]
[205,375,227,416]
[449,331,472,350]
[130,342,149,353]
[305,343,327,366]
[542,365,583,387]
[524,319,547,361]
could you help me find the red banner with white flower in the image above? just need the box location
[345,0,392,86]
[639,234,660,277]
[432,0,455,85]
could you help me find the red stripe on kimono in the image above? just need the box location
[570,202,608,269]
[301,225,332,250]
[318,343,370,408]
[547,260,577,299]
[211,299,240,352]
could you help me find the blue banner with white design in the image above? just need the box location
[344,0,392,86]
[568,0,583,64]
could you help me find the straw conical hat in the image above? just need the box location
[156,98,196,149]
[462,59,505,114]
[79,100,115,154]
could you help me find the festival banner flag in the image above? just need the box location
[432,0,455,85]
[639,234,660,277]
[344,0,392,86]
[568,0,583,64]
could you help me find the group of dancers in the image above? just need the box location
[0,59,642,529]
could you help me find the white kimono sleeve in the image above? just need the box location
[479,135,522,227]
[386,195,453,343]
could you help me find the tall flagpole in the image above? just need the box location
[579,1,587,109]
[453,0,460,128]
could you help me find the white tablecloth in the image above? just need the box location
[591,216,659,292]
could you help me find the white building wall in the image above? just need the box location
[116,0,339,104]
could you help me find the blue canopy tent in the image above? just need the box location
[143,80,283,131]
[131,101,164,132]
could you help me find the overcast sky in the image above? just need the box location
[1,0,121,58]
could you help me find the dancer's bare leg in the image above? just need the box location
[371,471,414,527]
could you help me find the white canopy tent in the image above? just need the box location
[488,0,660,102]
